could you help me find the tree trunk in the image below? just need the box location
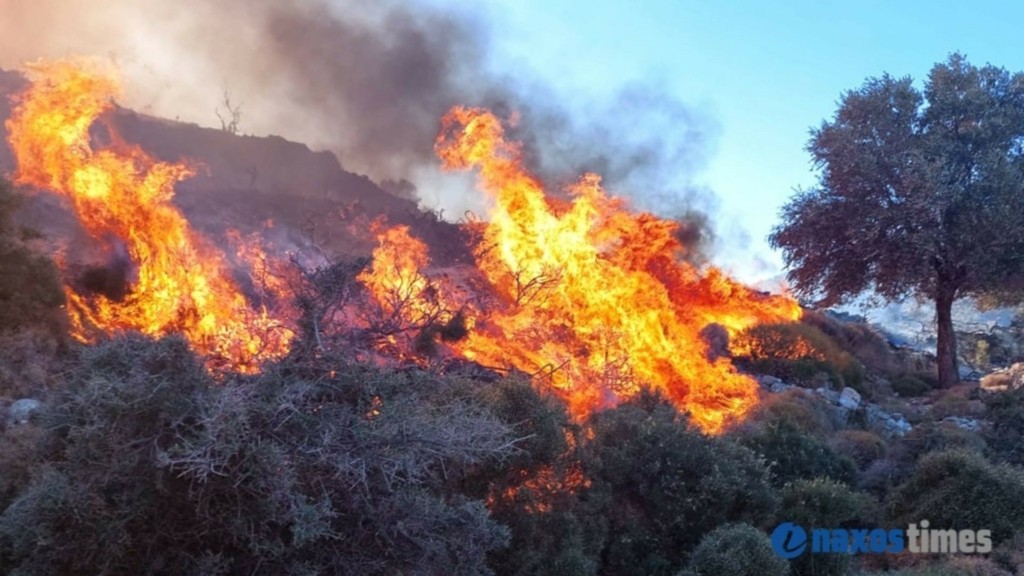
[935,287,960,388]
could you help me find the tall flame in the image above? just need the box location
[6,60,292,371]
[364,107,801,434]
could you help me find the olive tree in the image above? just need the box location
[771,54,1024,387]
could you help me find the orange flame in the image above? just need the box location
[6,60,292,371]
[365,107,801,434]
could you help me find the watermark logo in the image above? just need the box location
[770,521,992,558]
[770,522,808,559]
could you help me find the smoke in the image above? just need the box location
[0,0,719,252]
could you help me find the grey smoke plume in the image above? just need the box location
[0,0,719,251]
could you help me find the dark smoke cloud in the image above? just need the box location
[0,0,720,253]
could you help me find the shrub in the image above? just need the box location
[732,322,866,390]
[0,238,65,334]
[983,388,1024,466]
[0,179,65,335]
[778,478,874,576]
[802,310,901,379]
[830,430,887,469]
[741,419,857,486]
[889,449,1024,545]
[685,523,789,576]
[582,393,779,576]
[896,421,987,463]
[0,335,517,575]
[0,327,64,399]
[746,388,840,436]
[457,378,602,576]
[892,374,933,397]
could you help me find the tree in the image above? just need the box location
[770,54,1024,387]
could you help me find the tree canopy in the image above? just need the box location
[770,53,1024,386]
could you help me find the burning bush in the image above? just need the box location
[732,322,865,390]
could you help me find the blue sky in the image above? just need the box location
[440,0,1024,281]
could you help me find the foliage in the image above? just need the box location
[779,478,874,576]
[741,419,857,486]
[983,388,1024,466]
[581,393,779,576]
[458,378,602,576]
[830,429,887,469]
[733,322,865,390]
[0,335,518,575]
[897,421,987,462]
[746,388,841,435]
[889,449,1024,545]
[892,373,934,397]
[802,310,902,380]
[684,523,789,576]
[0,179,65,335]
[770,54,1024,387]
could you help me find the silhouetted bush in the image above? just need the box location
[684,523,789,576]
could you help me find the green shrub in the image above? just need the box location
[896,422,987,463]
[582,393,779,576]
[830,430,887,469]
[747,388,841,436]
[983,388,1024,466]
[779,478,873,576]
[892,374,933,397]
[0,238,65,334]
[685,523,789,576]
[889,449,1024,545]
[741,419,857,486]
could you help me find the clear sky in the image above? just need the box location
[440,0,1024,282]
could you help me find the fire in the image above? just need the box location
[363,107,801,433]
[6,60,293,371]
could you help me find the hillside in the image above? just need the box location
[0,67,470,266]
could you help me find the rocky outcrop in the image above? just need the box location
[757,377,912,437]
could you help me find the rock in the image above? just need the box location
[8,398,42,425]
[757,375,793,394]
[814,387,840,404]
[838,387,862,410]
[942,416,984,432]
[865,404,912,437]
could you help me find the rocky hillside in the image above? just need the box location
[0,68,471,266]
